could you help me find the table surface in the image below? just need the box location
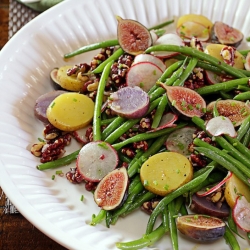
[0,1,67,249]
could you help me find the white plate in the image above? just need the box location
[0,0,250,249]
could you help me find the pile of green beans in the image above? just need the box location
[36,19,250,250]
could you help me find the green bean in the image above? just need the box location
[64,39,119,58]
[227,208,244,239]
[37,149,80,170]
[127,134,170,178]
[173,57,198,86]
[121,191,156,217]
[157,60,184,83]
[213,98,221,117]
[194,147,250,187]
[128,175,141,195]
[101,117,117,125]
[104,97,162,144]
[162,207,170,232]
[237,85,250,91]
[92,48,124,74]
[110,181,144,224]
[148,19,174,31]
[225,134,250,159]
[223,225,240,250]
[112,122,187,151]
[93,61,113,141]
[90,209,107,226]
[146,166,214,234]
[106,211,113,228]
[234,91,250,101]
[151,94,168,128]
[148,86,166,101]
[145,45,246,78]
[236,115,250,141]
[215,136,250,169]
[118,152,131,164]
[242,127,250,147]
[193,138,250,179]
[116,223,166,250]
[174,196,185,215]
[219,90,233,100]
[101,116,126,140]
[180,204,188,215]
[168,201,179,250]
[196,77,250,95]
[190,171,225,194]
[164,58,188,86]
[238,49,250,56]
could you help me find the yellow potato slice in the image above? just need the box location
[57,65,87,92]
[225,173,250,208]
[140,152,193,196]
[176,14,213,41]
[47,92,94,131]
[205,44,244,69]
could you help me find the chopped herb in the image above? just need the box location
[98,142,108,149]
[153,70,157,75]
[171,100,176,106]
[56,170,63,175]
[242,111,248,116]
[233,142,238,147]
[164,184,169,190]
[80,195,84,201]
[73,98,77,102]
[246,37,250,42]
[144,180,149,186]
[51,102,56,108]
[194,215,199,219]
[181,100,186,106]
[38,137,45,142]
[231,102,236,106]
[153,180,158,186]
[188,104,193,110]
[52,175,55,180]
[176,169,180,174]
[196,104,201,109]
[140,82,144,87]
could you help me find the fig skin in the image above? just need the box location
[117,16,152,55]
[190,193,230,219]
[176,215,226,241]
[94,167,129,210]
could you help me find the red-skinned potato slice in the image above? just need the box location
[233,196,250,232]
[166,126,196,156]
[126,61,163,92]
[94,167,129,210]
[108,86,149,119]
[76,141,118,182]
[197,171,232,197]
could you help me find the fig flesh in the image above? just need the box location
[160,85,206,118]
[108,86,149,119]
[211,21,244,47]
[94,167,129,210]
[206,100,250,127]
[176,214,226,241]
[117,16,152,55]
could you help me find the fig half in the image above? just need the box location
[206,100,250,127]
[160,85,206,118]
[94,167,129,210]
[176,214,226,241]
[117,16,152,55]
[211,21,244,47]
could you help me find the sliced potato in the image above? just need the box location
[205,44,244,69]
[225,173,250,208]
[140,152,193,196]
[57,65,87,91]
[46,92,94,131]
[176,14,213,41]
